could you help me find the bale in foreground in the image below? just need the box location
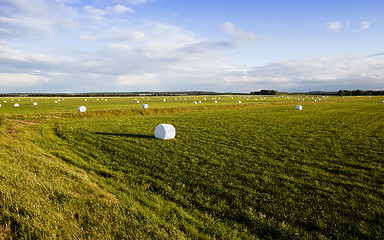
[154,124,176,140]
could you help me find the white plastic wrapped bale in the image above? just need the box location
[296,105,303,110]
[33,102,37,106]
[214,101,218,103]
[142,104,148,108]
[78,106,86,112]
[154,124,176,140]
[238,101,241,103]
[136,100,140,103]
[14,103,19,107]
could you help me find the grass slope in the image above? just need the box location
[0,96,383,239]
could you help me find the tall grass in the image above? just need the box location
[0,96,383,239]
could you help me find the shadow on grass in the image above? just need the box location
[94,132,154,139]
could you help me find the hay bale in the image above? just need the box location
[136,100,140,103]
[214,101,218,103]
[296,105,303,110]
[238,101,241,103]
[142,104,148,108]
[14,103,19,107]
[78,106,86,112]
[33,102,37,106]
[154,124,176,140]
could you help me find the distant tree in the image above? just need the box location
[251,90,279,95]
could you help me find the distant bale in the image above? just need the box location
[193,101,197,104]
[214,101,218,103]
[154,124,176,140]
[136,100,140,103]
[14,103,19,107]
[142,104,148,108]
[33,102,37,106]
[78,106,86,112]
[296,105,303,110]
[238,101,241,103]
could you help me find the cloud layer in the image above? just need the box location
[0,0,382,93]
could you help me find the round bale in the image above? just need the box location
[154,124,176,140]
[78,106,86,112]
[142,104,148,108]
[14,103,19,107]
[296,105,303,110]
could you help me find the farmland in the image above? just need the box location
[0,95,383,239]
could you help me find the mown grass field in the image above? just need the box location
[0,95,383,239]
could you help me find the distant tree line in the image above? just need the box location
[337,90,384,96]
[250,90,280,95]
[0,91,236,98]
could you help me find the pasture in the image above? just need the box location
[0,95,383,239]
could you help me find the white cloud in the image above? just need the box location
[219,22,260,45]
[0,0,78,39]
[0,73,49,86]
[326,21,342,31]
[114,0,153,5]
[83,4,133,16]
[355,21,371,32]
[361,21,371,29]
[80,34,97,41]
[110,4,134,14]
[83,5,107,15]
[223,56,384,91]
[117,73,157,86]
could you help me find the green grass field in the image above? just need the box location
[0,95,383,239]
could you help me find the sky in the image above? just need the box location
[0,0,383,93]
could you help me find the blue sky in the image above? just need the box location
[0,0,383,93]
